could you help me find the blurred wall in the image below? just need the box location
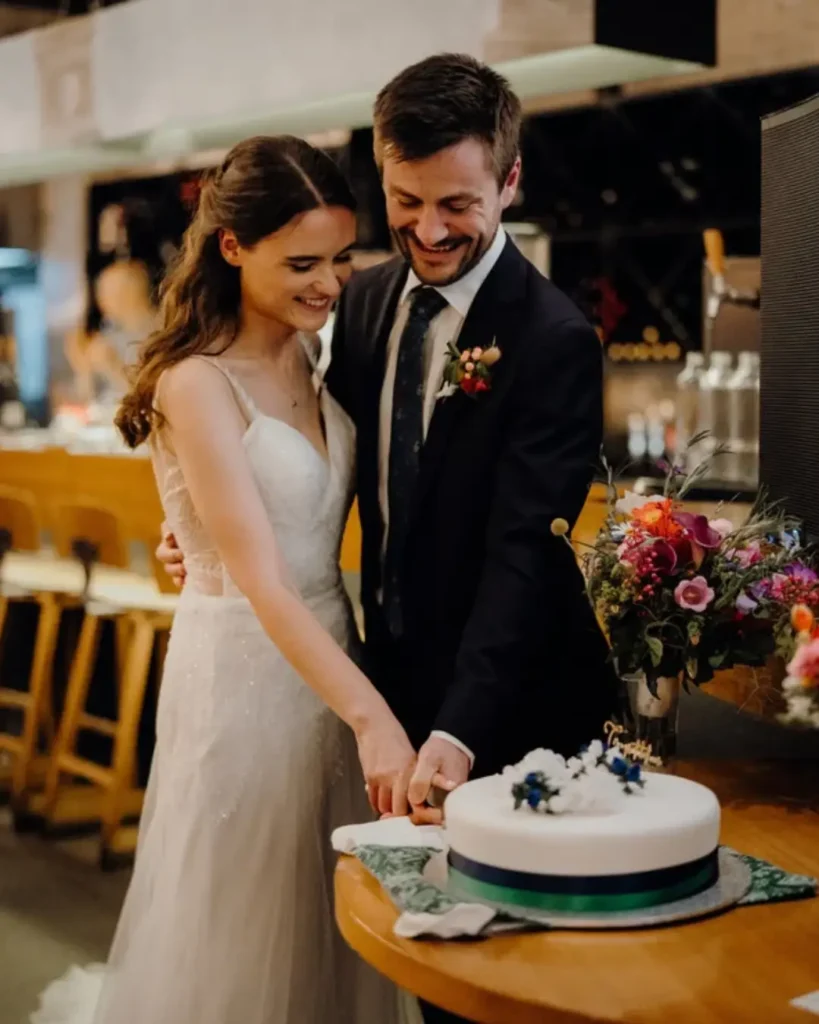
[40,176,89,405]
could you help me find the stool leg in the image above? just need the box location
[114,617,133,701]
[0,595,9,653]
[100,614,156,863]
[41,611,102,822]
[0,594,11,779]
[11,593,63,810]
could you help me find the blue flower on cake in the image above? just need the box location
[506,740,644,815]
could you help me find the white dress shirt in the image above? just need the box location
[377,227,507,765]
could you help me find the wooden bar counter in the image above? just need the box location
[335,760,819,1024]
[0,448,749,586]
[0,444,363,573]
[2,446,768,711]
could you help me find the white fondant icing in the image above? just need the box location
[444,771,720,877]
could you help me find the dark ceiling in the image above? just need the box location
[0,1,126,11]
[0,0,128,38]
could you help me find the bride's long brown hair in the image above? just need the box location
[115,135,356,448]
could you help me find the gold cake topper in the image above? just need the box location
[603,721,663,769]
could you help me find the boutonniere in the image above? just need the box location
[436,339,502,400]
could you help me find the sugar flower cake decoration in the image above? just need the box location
[507,738,645,816]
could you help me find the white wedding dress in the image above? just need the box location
[31,352,412,1024]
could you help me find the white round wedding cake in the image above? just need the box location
[444,743,721,914]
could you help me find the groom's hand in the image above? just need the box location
[156,526,186,587]
[408,736,469,825]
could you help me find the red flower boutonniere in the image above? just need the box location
[436,340,502,400]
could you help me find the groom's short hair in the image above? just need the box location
[373,53,522,186]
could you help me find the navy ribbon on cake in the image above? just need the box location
[448,848,720,913]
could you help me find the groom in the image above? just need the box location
[329,54,616,1023]
[328,54,617,809]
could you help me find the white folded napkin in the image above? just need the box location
[331,817,497,938]
[331,817,445,853]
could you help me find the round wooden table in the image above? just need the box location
[335,761,819,1023]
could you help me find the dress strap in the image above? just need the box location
[191,355,259,425]
[298,333,324,395]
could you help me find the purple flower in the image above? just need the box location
[735,593,759,616]
[784,563,818,585]
[673,512,723,550]
[674,575,716,612]
[649,539,679,574]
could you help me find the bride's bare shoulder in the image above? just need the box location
[155,356,233,416]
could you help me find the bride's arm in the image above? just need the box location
[157,359,416,815]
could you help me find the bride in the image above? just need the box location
[32,135,420,1024]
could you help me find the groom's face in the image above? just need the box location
[382,138,520,286]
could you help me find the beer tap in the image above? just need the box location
[703,229,761,351]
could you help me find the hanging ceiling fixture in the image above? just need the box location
[0,0,716,185]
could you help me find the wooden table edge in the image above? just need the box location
[334,760,819,1024]
[334,860,596,1024]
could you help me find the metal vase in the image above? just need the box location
[626,672,682,769]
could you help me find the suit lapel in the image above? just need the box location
[367,259,409,401]
[357,259,408,566]
[415,238,528,512]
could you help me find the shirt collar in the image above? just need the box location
[399,227,507,319]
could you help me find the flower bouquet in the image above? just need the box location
[554,438,817,763]
[779,604,819,728]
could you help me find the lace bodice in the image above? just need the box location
[150,351,355,601]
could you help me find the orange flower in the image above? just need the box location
[791,603,816,635]
[632,499,684,540]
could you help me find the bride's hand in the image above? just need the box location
[355,713,417,818]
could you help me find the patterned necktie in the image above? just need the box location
[383,286,448,636]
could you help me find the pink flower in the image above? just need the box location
[673,512,723,550]
[709,518,734,540]
[648,539,679,574]
[787,638,819,685]
[674,575,715,612]
[617,534,644,563]
[731,541,762,568]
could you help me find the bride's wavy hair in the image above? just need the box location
[116,135,356,448]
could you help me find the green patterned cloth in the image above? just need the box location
[352,844,816,939]
[737,849,817,905]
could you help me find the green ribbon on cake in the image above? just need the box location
[448,859,718,913]
[446,847,721,913]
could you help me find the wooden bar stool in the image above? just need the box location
[4,499,130,825]
[0,487,75,815]
[0,486,43,783]
[40,517,177,868]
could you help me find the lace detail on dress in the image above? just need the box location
[151,457,224,594]
[149,344,353,601]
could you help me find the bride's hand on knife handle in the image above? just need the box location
[355,708,416,818]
